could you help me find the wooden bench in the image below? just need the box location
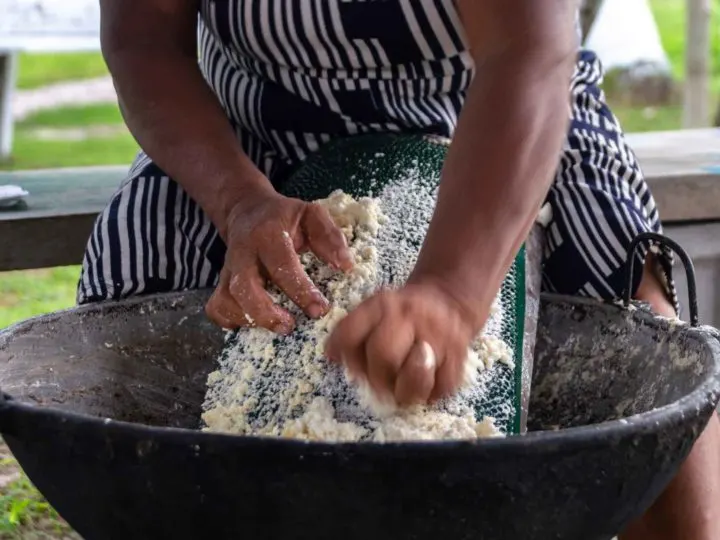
[1,128,719,322]
[0,165,123,270]
[628,128,720,222]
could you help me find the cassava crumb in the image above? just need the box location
[202,182,512,442]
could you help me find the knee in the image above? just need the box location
[634,255,675,318]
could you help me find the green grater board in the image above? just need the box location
[217,133,528,436]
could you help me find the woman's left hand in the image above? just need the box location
[324,281,476,407]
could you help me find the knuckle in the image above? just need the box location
[268,255,296,275]
[254,317,275,331]
[228,276,245,298]
[384,350,405,373]
[255,307,281,327]
[306,201,325,216]
[251,221,282,243]
[206,289,225,313]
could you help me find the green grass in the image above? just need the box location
[0,442,78,540]
[16,52,108,91]
[6,132,137,170]
[0,103,137,171]
[650,0,720,80]
[19,104,125,128]
[603,0,720,132]
[613,105,684,133]
[0,457,78,539]
[0,267,80,329]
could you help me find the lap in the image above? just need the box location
[77,156,225,304]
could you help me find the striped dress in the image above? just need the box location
[78,0,671,308]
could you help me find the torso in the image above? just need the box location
[198,0,474,180]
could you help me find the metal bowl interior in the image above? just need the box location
[0,290,719,540]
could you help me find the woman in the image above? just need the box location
[81,1,718,538]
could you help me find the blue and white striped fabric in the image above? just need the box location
[78,0,671,308]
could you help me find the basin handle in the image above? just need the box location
[623,232,699,327]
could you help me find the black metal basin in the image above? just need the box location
[0,290,719,540]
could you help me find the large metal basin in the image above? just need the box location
[1,290,718,539]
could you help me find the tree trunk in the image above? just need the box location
[683,0,711,128]
[580,0,604,43]
[0,53,17,161]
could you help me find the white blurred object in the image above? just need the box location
[0,0,100,52]
[0,185,29,208]
[0,0,101,158]
[585,0,671,72]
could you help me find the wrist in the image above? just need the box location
[406,272,491,334]
[411,203,535,333]
[213,169,277,241]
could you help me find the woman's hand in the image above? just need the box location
[206,191,353,333]
[324,0,576,407]
[324,280,476,407]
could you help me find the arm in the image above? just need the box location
[101,0,352,331]
[327,0,579,405]
[411,0,579,331]
[99,0,271,237]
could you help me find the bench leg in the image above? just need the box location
[0,52,18,161]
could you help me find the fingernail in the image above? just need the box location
[307,292,330,318]
[336,250,354,271]
[273,320,294,335]
[421,341,436,370]
[308,302,328,319]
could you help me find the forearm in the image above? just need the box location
[106,48,274,239]
[411,50,575,329]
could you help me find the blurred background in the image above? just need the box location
[0,0,718,537]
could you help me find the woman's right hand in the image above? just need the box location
[205,190,354,333]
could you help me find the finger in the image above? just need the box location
[429,344,467,402]
[394,341,437,407]
[258,231,329,319]
[303,203,354,272]
[365,309,415,399]
[341,343,368,386]
[228,259,295,334]
[325,296,383,373]
[205,269,251,329]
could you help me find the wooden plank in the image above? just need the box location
[627,128,720,222]
[664,222,720,326]
[0,213,97,270]
[0,53,17,160]
[579,0,603,44]
[0,165,124,271]
[683,0,712,128]
[0,165,125,219]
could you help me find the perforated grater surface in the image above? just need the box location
[203,133,533,437]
